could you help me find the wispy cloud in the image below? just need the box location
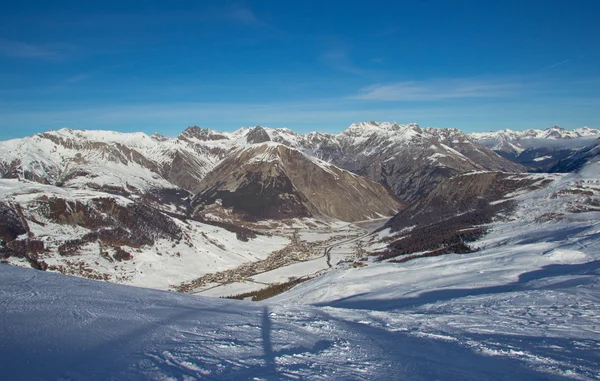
[542,58,572,71]
[0,38,72,60]
[353,78,526,101]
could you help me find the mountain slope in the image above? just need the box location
[193,143,404,221]
[0,128,222,197]
[302,122,523,203]
[6,263,595,380]
[193,122,523,203]
[0,179,290,289]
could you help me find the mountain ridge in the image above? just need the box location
[0,122,526,204]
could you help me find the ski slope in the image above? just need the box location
[2,262,598,381]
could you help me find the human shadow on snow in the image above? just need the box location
[210,306,333,381]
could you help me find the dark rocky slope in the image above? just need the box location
[193,143,404,221]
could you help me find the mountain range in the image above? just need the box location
[0,122,598,288]
[471,125,600,171]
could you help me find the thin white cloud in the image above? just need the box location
[542,58,572,71]
[353,78,526,101]
[0,38,71,60]
[65,74,92,84]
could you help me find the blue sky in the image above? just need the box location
[0,0,599,139]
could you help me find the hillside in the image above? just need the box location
[193,142,403,221]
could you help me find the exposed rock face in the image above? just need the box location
[245,126,271,144]
[0,202,27,243]
[179,126,229,142]
[193,143,404,221]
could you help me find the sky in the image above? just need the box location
[0,0,599,139]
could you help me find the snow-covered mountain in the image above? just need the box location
[0,122,586,289]
[0,128,222,197]
[471,125,600,171]
[0,178,291,289]
[0,123,524,206]
[248,122,524,203]
[471,125,600,141]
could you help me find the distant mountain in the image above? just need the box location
[192,143,403,222]
[471,125,600,141]
[471,125,600,171]
[548,137,600,173]
[234,122,523,203]
[1,123,522,206]
[0,128,220,198]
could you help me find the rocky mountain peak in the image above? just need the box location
[180,126,229,141]
[343,121,422,139]
[542,125,569,139]
[151,132,168,142]
[245,126,271,144]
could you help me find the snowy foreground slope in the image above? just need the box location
[1,168,600,380]
[1,261,598,381]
